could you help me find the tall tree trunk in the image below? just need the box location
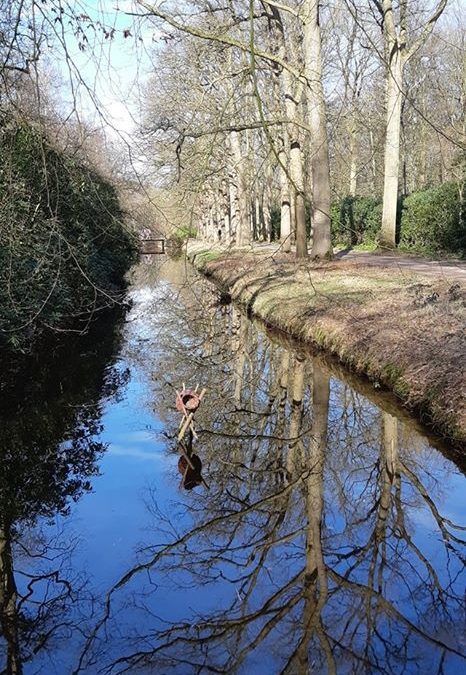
[230,131,251,246]
[264,1,307,258]
[349,118,358,196]
[290,139,308,258]
[282,59,306,257]
[380,50,403,248]
[222,180,231,243]
[254,194,261,240]
[229,170,239,243]
[290,183,297,245]
[377,0,447,245]
[208,203,215,241]
[303,0,332,259]
[263,164,273,242]
[278,131,292,250]
[369,129,377,193]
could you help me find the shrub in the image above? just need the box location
[172,225,198,241]
[270,204,281,241]
[331,196,382,246]
[0,113,137,352]
[399,182,465,256]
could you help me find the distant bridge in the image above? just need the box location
[140,238,166,255]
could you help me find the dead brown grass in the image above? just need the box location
[190,248,466,448]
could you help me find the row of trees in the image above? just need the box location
[1,2,463,262]
[138,0,464,258]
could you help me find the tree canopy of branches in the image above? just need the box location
[135,0,464,256]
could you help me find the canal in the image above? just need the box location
[0,257,465,674]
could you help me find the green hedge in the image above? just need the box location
[331,183,465,256]
[399,182,465,256]
[331,196,382,246]
[0,113,137,351]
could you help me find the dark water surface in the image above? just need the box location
[1,258,465,675]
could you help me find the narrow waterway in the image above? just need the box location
[1,257,465,675]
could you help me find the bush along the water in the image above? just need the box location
[399,182,465,257]
[331,182,465,256]
[0,113,137,352]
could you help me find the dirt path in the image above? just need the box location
[188,240,466,282]
[188,241,466,281]
[334,249,466,281]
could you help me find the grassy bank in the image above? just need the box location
[188,243,466,449]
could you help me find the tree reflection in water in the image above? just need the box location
[77,261,465,675]
[0,313,127,674]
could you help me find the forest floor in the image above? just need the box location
[186,240,466,449]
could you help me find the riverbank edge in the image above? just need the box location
[186,243,465,450]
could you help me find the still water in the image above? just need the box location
[0,258,465,674]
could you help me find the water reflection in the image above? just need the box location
[0,314,127,674]
[175,387,206,491]
[0,260,464,674]
[76,260,465,674]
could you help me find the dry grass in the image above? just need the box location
[189,247,466,449]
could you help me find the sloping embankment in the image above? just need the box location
[187,243,466,449]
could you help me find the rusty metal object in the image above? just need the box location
[175,385,209,490]
[176,389,201,413]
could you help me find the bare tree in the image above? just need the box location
[374,0,449,247]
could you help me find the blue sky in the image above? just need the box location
[46,1,159,141]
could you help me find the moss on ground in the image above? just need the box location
[192,249,222,269]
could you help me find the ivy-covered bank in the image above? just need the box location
[0,114,136,352]
[188,243,466,450]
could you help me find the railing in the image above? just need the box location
[140,239,165,254]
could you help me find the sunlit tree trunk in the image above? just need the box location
[278,132,292,251]
[229,170,239,243]
[349,118,358,197]
[303,0,332,259]
[377,0,447,247]
[380,47,404,247]
[369,129,378,193]
[266,1,292,251]
[265,1,307,258]
[230,131,251,246]
[208,203,215,242]
[262,175,273,242]
[290,138,308,259]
